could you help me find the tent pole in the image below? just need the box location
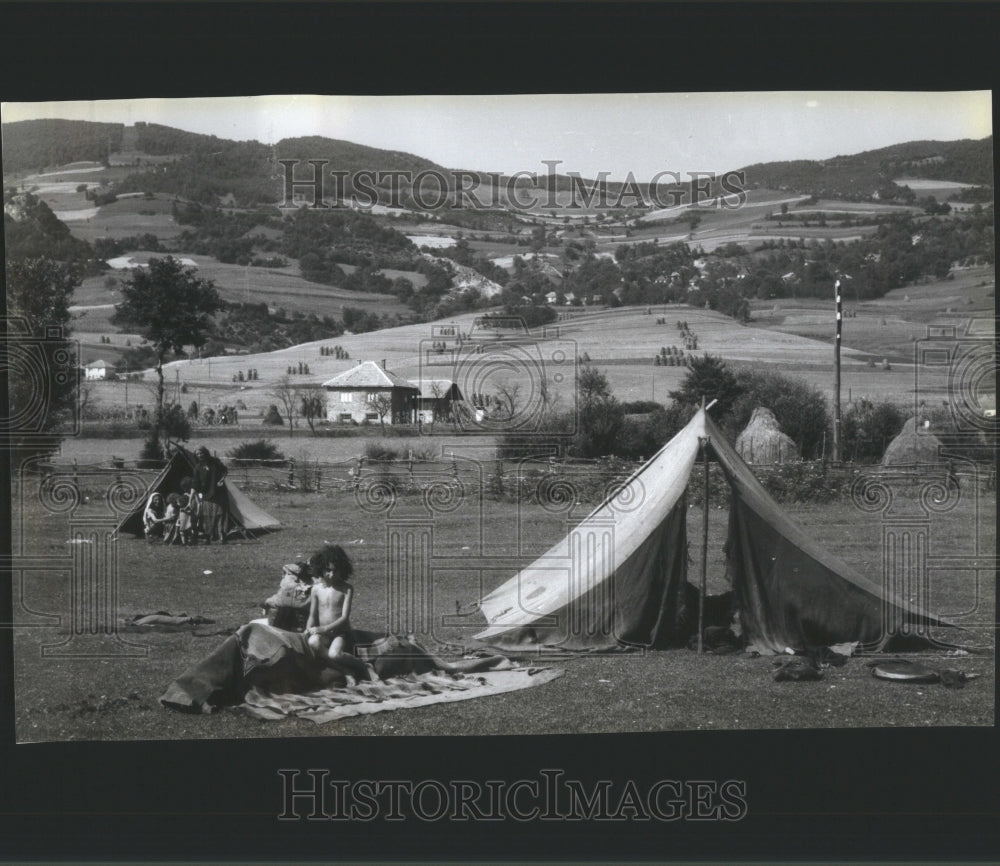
[833,278,842,461]
[698,435,710,654]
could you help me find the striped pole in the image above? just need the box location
[833,279,842,462]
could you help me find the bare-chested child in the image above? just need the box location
[305,545,356,661]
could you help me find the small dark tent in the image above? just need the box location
[475,409,956,653]
[115,446,281,539]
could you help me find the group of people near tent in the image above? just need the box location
[118,444,282,542]
[141,446,230,544]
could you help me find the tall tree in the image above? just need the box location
[112,256,222,457]
[270,374,298,436]
[577,366,612,404]
[668,354,742,420]
[298,386,328,433]
[4,257,80,454]
[365,392,393,430]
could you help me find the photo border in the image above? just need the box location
[1,1,996,862]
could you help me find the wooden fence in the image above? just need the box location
[15,451,992,508]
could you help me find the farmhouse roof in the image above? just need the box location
[85,359,114,369]
[407,378,459,396]
[322,361,417,390]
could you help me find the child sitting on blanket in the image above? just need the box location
[305,545,370,682]
[306,545,355,658]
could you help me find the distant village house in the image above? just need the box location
[408,378,463,424]
[83,359,115,381]
[322,360,418,425]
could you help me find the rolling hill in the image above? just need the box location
[739,137,993,201]
[5,118,991,209]
[1,119,125,173]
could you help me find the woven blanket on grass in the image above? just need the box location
[160,622,563,718]
[241,667,563,724]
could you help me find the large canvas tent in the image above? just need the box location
[115,446,281,539]
[476,409,955,653]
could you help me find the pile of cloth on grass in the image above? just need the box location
[160,623,562,723]
[124,612,232,636]
[160,561,562,723]
[261,562,313,630]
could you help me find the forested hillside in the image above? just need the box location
[740,136,993,201]
[2,119,124,173]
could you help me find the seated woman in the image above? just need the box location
[142,493,168,541]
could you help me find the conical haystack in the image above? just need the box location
[882,416,945,466]
[735,407,799,464]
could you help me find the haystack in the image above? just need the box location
[735,407,799,464]
[882,416,945,466]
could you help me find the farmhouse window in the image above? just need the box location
[340,392,352,403]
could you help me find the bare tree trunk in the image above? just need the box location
[153,356,165,456]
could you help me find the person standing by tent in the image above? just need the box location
[191,446,230,543]
[192,446,228,499]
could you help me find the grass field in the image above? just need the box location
[626,189,915,252]
[72,249,411,319]
[11,481,994,741]
[748,266,995,402]
[78,285,982,416]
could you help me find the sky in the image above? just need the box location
[2,91,992,181]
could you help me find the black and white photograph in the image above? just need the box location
[4,89,994,743]
[0,4,997,861]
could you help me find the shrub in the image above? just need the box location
[758,461,849,503]
[408,445,439,463]
[363,442,400,462]
[571,398,625,459]
[228,439,287,465]
[497,410,574,459]
[620,400,663,415]
[161,403,192,442]
[262,404,284,425]
[138,435,165,467]
[668,354,743,419]
[614,407,679,460]
[841,399,906,463]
